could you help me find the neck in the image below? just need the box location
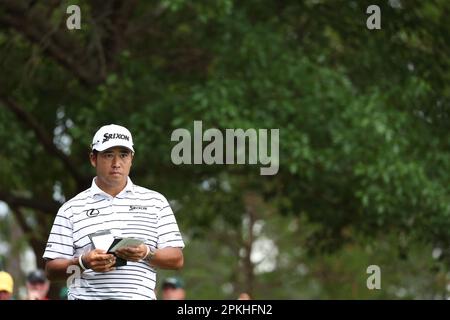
[95,177,127,197]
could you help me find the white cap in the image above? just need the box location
[91,124,135,152]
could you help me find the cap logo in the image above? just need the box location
[102,132,130,143]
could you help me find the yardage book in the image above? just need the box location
[88,230,144,267]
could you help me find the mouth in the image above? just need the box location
[110,172,122,176]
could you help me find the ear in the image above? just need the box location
[89,152,97,168]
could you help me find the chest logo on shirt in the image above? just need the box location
[129,205,147,211]
[85,209,100,217]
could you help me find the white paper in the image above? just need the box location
[90,231,115,251]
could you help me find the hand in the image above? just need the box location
[115,244,148,262]
[83,249,116,272]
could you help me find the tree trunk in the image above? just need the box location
[241,192,260,298]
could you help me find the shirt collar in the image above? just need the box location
[89,176,135,198]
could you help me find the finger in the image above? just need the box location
[123,255,139,261]
[126,256,138,262]
[92,249,107,255]
[93,254,114,261]
[115,252,126,260]
[117,248,132,255]
[99,258,115,267]
[93,259,115,272]
[91,258,113,267]
[122,247,138,253]
[115,249,132,257]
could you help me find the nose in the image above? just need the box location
[111,155,121,168]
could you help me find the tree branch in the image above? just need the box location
[0,96,87,187]
[9,205,33,235]
[242,192,261,297]
[104,0,137,70]
[0,190,60,214]
[9,205,48,268]
[0,0,105,86]
[89,0,138,73]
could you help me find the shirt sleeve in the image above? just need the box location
[156,195,185,249]
[42,205,74,260]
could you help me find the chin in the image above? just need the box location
[106,175,124,183]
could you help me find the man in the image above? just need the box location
[161,277,186,300]
[26,269,50,300]
[0,271,13,300]
[43,124,184,300]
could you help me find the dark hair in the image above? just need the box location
[27,269,47,284]
[162,277,184,289]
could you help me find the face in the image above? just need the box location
[90,147,133,188]
[26,281,50,300]
[0,290,12,300]
[162,287,186,300]
[238,292,251,300]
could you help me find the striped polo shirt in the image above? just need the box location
[43,177,185,300]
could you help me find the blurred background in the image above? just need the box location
[0,0,449,299]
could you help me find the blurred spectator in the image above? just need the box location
[26,269,50,300]
[161,277,186,300]
[0,271,14,300]
[238,292,251,300]
[59,286,68,300]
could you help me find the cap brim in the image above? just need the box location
[0,285,12,293]
[93,141,134,153]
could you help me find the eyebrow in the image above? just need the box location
[102,149,130,154]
